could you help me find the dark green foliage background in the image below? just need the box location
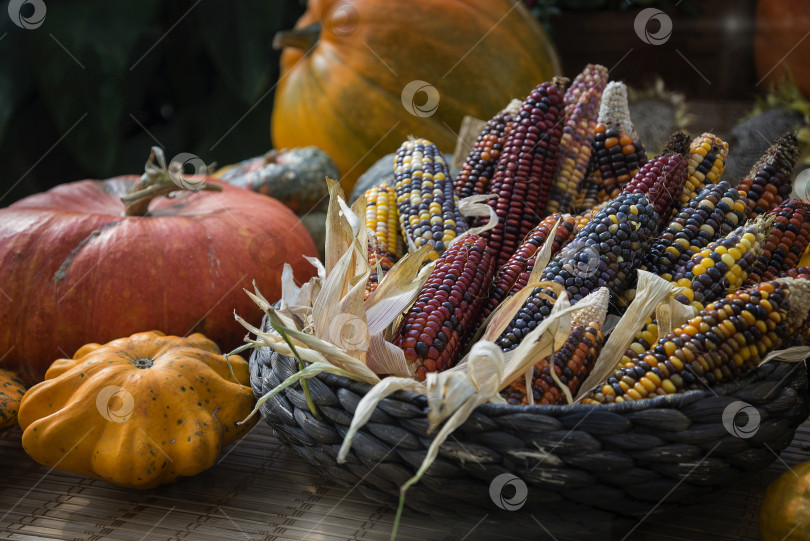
[0,0,305,204]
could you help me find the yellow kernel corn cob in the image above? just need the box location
[582,278,810,403]
[364,184,402,257]
[394,138,468,260]
[670,216,772,312]
[676,133,729,214]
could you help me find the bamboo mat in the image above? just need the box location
[2,419,809,541]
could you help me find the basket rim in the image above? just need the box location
[251,313,807,415]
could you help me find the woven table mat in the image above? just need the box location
[2,420,808,541]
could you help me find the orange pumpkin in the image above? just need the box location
[755,0,810,97]
[271,0,561,191]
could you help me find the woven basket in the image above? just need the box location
[249,316,810,533]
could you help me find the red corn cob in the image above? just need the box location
[479,214,577,325]
[738,133,800,218]
[623,131,691,220]
[393,234,495,380]
[745,200,810,285]
[501,321,604,405]
[781,266,810,280]
[483,79,565,268]
[454,101,520,200]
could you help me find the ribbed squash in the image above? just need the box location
[271,0,561,191]
[0,369,26,430]
[18,331,257,489]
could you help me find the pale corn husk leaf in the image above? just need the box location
[528,217,562,284]
[241,360,373,425]
[602,314,621,335]
[482,281,564,343]
[324,177,351,275]
[574,270,676,402]
[364,244,434,376]
[655,293,696,337]
[337,376,425,463]
[239,309,380,383]
[456,193,498,237]
[312,195,371,361]
[760,346,810,364]
[425,341,504,429]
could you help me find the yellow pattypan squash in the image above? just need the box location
[18,331,257,489]
[0,369,26,429]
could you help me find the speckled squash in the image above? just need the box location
[0,369,26,429]
[17,331,257,489]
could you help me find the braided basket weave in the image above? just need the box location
[249,317,809,533]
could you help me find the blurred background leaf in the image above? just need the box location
[0,0,304,204]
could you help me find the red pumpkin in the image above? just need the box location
[0,174,317,384]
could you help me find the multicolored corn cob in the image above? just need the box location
[497,191,660,351]
[671,217,771,312]
[547,65,608,213]
[590,82,647,202]
[393,234,495,380]
[737,133,800,217]
[454,101,520,200]
[394,138,468,260]
[582,278,810,403]
[619,317,659,369]
[574,201,609,232]
[563,64,609,114]
[364,184,402,257]
[501,322,604,405]
[483,79,565,268]
[643,181,749,281]
[745,200,810,285]
[480,214,577,324]
[676,133,729,213]
[623,131,691,220]
[781,266,810,280]
[364,243,397,300]
[495,285,559,351]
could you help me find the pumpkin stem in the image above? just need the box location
[121,147,222,217]
[273,23,321,51]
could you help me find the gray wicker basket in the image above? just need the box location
[249,316,809,535]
